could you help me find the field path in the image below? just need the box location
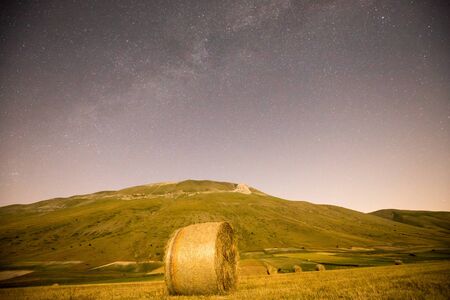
[0,271,33,281]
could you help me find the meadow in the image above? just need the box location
[0,262,448,299]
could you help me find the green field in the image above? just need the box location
[1,262,449,299]
[1,246,449,288]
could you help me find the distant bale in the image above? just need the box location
[394,260,403,265]
[164,222,238,295]
[264,262,278,275]
[315,264,326,271]
[293,265,302,273]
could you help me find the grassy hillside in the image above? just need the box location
[0,180,448,267]
[370,209,450,232]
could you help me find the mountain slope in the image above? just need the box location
[370,209,450,232]
[1,180,448,266]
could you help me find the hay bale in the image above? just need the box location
[394,260,403,265]
[293,265,302,273]
[264,262,278,275]
[315,264,326,271]
[164,222,238,295]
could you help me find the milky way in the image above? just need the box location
[1,1,449,211]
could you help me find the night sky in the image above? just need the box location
[1,1,449,212]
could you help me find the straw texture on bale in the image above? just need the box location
[315,264,326,271]
[164,222,238,295]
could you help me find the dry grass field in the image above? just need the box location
[1,262,448,300]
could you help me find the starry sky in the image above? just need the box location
[1,0,449,212]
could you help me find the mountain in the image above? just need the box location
[1,180,448,266]
[370,209,450,232]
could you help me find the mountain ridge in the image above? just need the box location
[370,209,450,232]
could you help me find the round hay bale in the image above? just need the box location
[264,262,278,275]
[315,264,326,271]
[164,222,238,295]
[293,265,302,273]
[394,259,403,265]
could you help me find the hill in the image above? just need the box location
[370,209,450,232]
[0,180,449,267]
